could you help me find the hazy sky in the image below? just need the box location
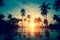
[0,0,60,24]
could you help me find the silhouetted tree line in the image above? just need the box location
[0,0,60,40]
[0,14,20,40]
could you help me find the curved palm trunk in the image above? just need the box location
[22,16,23,34]
[39,2,50,39]
[21,16,24,40]
[20,8,25,40]
[44,16,50,40]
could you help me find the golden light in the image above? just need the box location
[29,22,36,35]
[18,16,43,36]
[30,22,35,27]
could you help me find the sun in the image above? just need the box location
[28,22,36,35]
[30,22,35,27]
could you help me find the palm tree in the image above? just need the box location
[39,2,50,17]
[7,14,20,40]
[20,9,25,39]
[53,14,60,23]
[21,0,26,28]
[0,0,5,7]
[0,14,5,34]
[20,8,25,26]
[8,14,12,19]
[39,2,51,26]
[21,9,25,16]
[39,2,50,39]
[27,15,31,19]
[0,14,5,19]
[34,17,42,23]
[27,15,31,23]
[53,0,60,11]
[53,0,60,39]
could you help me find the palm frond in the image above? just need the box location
[0,0,5,7]
[46,3,50,6]
[21,9,25,16]
[46,7,51,10]
[53,0,60,11]
[39,2,50,16]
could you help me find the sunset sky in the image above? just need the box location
[0,0,60,24]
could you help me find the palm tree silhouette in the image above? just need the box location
[39,2,50,26]
[21,9,25,17]
[7,14,20,40]
[53,0,60,11]
[0,14,5,34]
[34,17,42,23]
[20,8,25,26]
[20,9,25,40]
[52,14,60,40]
[0,14,5,19]
[39,2,50,16]
[0,0,5,7]
[53,0,60,39]
[27,15,31,23]
[53,14,60,23]
[20,9,25,27]
[39,2,50,39]
[39,1,51,27]
[27,15,31,19]
[8,14,12,19]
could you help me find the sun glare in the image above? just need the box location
[29,22,36,35]
[30,22,35,27]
